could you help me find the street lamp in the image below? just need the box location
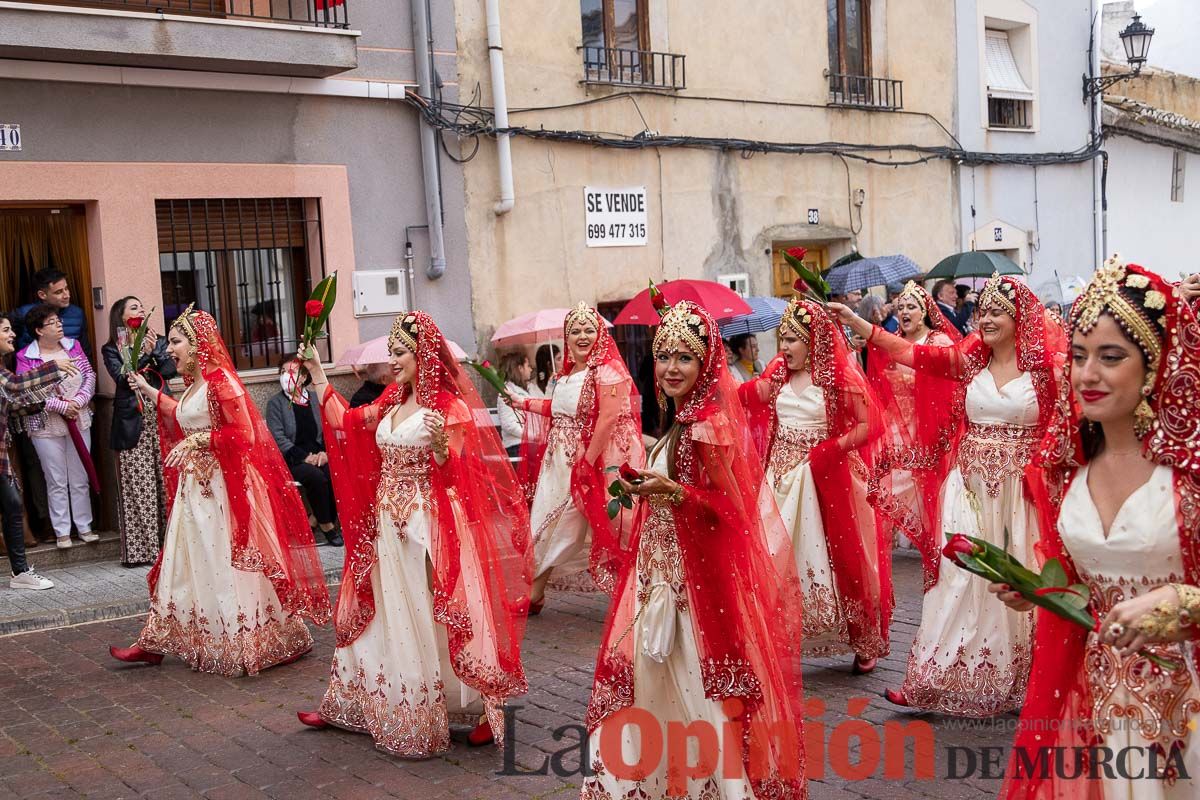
[1083,13,1155,102]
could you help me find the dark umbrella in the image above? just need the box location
[825,255,923,294]
[926,251,1022,279]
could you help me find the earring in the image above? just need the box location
[184,356,197,374]
[656,385,667,412]
[1134,379,1155,438]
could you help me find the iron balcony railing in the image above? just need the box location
[26,0,349,29]
[581,46,686,90]
[988,97,1032,129]
[827,73,904,111]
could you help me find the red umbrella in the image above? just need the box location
[613,280,752,325]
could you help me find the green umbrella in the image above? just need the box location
[926,251,1023,279]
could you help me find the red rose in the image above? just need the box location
[481,360,492,369]
[127,317,144,330]
[618,462,641,483]
[941,533,981,566]
[786,246,808,261]
[650,291,668,311]
[793,278,810,294]
[305,300,325,318]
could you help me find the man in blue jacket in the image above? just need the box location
[16,269,90,355]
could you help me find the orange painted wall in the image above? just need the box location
[0,162,358,393]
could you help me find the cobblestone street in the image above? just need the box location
[0,552,1013,799]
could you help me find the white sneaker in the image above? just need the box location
[10,569,54,590]
[78,531,99,543]
[55,536,72,549]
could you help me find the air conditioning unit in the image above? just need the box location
[717,272,751,297]
[352,270,410,317]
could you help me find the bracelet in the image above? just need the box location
[1174,584,1200,627]
[668,485,685,507]
[1134,600,1182,640]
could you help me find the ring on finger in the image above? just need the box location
[1106,622,1126,640]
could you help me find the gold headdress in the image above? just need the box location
[563,301,596,331]
[779,298,814,345]
[897,280,926,306]
[653,303,709,358]
[171,302,199,346]
[389,312,420,353]
[978,272,1018,319]
[1070,256,1164,369]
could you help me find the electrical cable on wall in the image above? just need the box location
[406,90,1105,170]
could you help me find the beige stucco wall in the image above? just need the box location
[454,0,959,344]
[1103,64,1200,123]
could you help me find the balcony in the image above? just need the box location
[581,46,686,91]
[0,0,358,77]
[827,73,904,111]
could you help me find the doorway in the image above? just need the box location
[772,244,828,298]
[0,205,95,351]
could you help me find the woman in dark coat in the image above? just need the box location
[100,296,176,566]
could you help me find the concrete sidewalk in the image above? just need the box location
[0,545,346,635]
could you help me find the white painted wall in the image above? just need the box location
[955,0,1099,292]
[1105,137,1198,275]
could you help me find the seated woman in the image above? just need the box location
[266,357,342,547]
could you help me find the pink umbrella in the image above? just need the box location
[336,335,468,366]
[491,308,614,347]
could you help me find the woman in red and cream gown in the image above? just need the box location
[583,300,807,800]
[297,311,531,756]
[513,302,644,610]
[995,260,1200,799]
[866,281,962,584]
[113,306,331,676]
[832,273,1067,717]
[740,297,889,672]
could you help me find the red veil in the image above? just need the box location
[518,304,645,593]
[150,309,331,625]
[865,274,1068,588]
[866,283,964,591]
[588,301,807,800]
[740,298,891,659]
[1004,262,1200,800]
[320,312,532,726]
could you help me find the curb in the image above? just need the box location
[0,567,344,637]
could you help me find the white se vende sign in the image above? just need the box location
[584,186,648,248]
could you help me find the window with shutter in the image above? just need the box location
[156,198,329,371]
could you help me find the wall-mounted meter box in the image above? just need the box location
[352,270,409,317]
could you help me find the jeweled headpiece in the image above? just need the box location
[1069,255,1164,368]
[653,303,709,358]
[563,301,596,331]
[171,302,199,347]
[779,298,814,345]
[389,312,420,353]
[978,272,1018,319]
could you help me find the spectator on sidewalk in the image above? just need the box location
[496,351,537,458]
[100,296,177,567]
[534,344,560,395]
[0,312,74,590]
[349,362,390,408]
[17,305,97,550]
[727,333,763,383]
[933,279,972,336]
[267,358,342,547]
[16,268,90,355]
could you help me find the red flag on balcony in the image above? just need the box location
[315,0,344,9]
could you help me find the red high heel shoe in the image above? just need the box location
[109,644,164,666]
[528,598,545,616]
[852,655,877,675]
[467,719,494,747]
[274,646,312,668]
[297,711,329,729]
[883,688,909,707]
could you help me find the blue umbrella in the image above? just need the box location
[717,296,789,337]
[825,255,922,294]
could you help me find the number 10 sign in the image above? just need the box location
[584,186,649,248]
[0,124,21,152]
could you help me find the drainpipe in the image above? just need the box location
[412,0,447,278]
[486,0,515,215]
